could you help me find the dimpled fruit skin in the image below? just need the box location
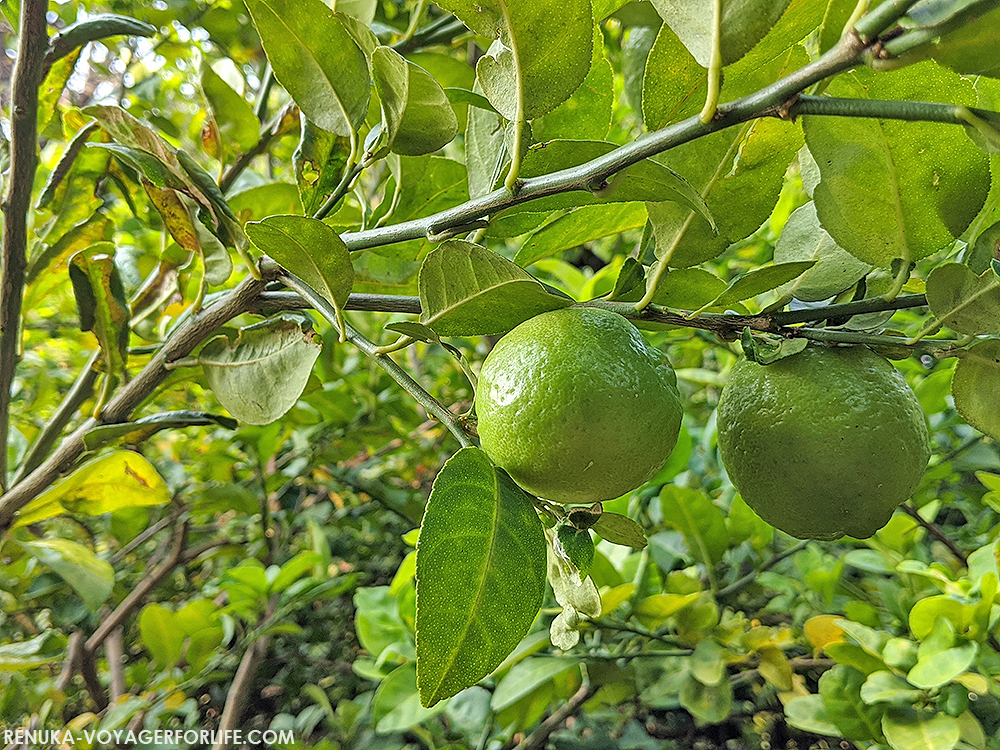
[475,307,683,505]
[717,345,930,541]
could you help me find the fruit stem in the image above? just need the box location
[281,273,476,449]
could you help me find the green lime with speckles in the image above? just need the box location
[717,345,930,541]
[475,307,683,505]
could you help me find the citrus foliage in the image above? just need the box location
[2,1,1000,749]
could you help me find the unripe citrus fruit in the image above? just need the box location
[474,307,683,504]
[716,345,930,540]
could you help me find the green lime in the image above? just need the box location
[716,345,930,540]
[474,307,683,504]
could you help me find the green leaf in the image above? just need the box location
[244,0,369,137]
[0,632,67,672]
[784,694,842,737]
[418,240,572,336]
[650,267,727,310]
[294,119,352,216]
[932,5,1000,78]
[372,47,459,156]
[354,586,411,660]
[246,215,354,315]
[803,62,989,267]
[679,670,732,725]
[861,670,923,706]
[373,662,448,733]
[82,411,238,451]
[689,639,726,685]
[14,451,171,528]
[648,0,792,67]
[646,54,805,268]
[882,707,961,750]
[19,539,114,611]
[907,642,978,689]
[199,316,322,425]
[641,23,704,130]
[465,88,505,200]
[556,525,594,577]
[623,25,659,121]
[909,595,973,640]
[415,447,547,707]
[531,27,614,142]
[694,260,816,313]
[591,512,648,549]
[200,57,260,155]
[659,486,728,566]
[469,0,594,121]
[925,263,1000,335]
[774,201,872,302]
[633,592,700,629]
[952,339,1000,441]
[491,657,581,711]
[513,140,713,223]
[819,665,885,742]
[514,203,648,267]
[608,256,646,302]
[68,243,130,394]
[139,603,185,668]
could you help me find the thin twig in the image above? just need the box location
[717,540,811,599]
[280,273,476,449]
[85,520,188,652]
[106,626,127,701]
[219,104,297,194]
[0,0,48,490]
[514,681,597,750]
[898,503,969,567]
[770,294,927,325]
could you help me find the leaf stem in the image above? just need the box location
[313,134,365,221]
[279,274,475,449]
[504,116,526,193]
[698,0,723,125]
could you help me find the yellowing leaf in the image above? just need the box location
[14,451,171,527]
[804,615,847,652]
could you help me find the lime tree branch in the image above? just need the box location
[0,0,48,490]
[278,274,476,449]
[0,270,279,536]
[788,95,1000,126]
[338,21,994,253]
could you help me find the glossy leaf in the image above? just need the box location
[861,670,923,705]
[592,512,648,549]
[244,0,369,137]
[13,451,171,528]
[68,243,130,392]
[19,539,114,611]
[774,202,872,302]
[646,45,805,268]
[925,263,1000,335]
[0,632,67,672]
[372,46,459,156]
[415,447,547,706]
[514,203,648,267]
[882,707,961,750]
[650,267,727,310]
[659,486,728,566]
[199,316,322,425]
[556,525,595,577]
[200,57,260,155]
[82,411,238,451]
[373,663,447,733]
[784,694,841,737]
[803,62,989,267]
[246,215,353,314]
[648,0,792,67]
[819,665,885,742]
[468,0,593,121]
[679,671,732,725]
[531,28,614,142]
[418,240,572,336]
[907,642,977,689]
[952,339,1000,441]
[695,260,815,313]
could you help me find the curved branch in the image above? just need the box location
[0,270,278,536]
